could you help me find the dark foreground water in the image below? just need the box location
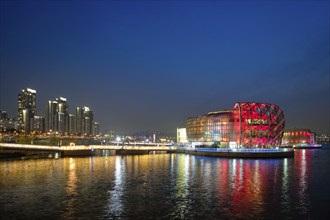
[1,145,330,219]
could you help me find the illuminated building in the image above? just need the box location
[75,106,93,135]
[92,122,100,135]
[75,107,83,134]
[186,102,285,148]
[282,128,316,146]
[33,116,45,132]
[68,114,75,134]
[45,100,58,132]
[0,110,14,131]
[17,88,36,132]
[176,128,188,144]
[56,97,69,133]
[45,97,69,134]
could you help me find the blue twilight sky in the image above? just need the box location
[0,0,329,135]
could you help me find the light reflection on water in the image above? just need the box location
[295,149,311,215]
[1,146,330,219]
[62,158,78,219]
[106,157,125,218]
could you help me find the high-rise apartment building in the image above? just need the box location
[0,110,14,131]
[34,116,45,132]
[92,121,100,136]
[56,97,69,133]
[75,106,93,135]
[45,97,69,134]
[83,106,93,135]
[75,107,83,134]
[45,100,58,132]
[18,88,36,132]
[68,114,75,134]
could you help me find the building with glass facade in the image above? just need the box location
[186,102,285,148]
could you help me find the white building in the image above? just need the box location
[177,128,188,144]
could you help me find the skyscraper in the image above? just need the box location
[68,114,75,134]
[92,122,100,136]
[56,97,69,133]
[34,116,45,132]
[45,97,69,134]
[75,107,83,135]
[18,88,36,132]
[75,106,93,135]
[82,106,93,135]
[45,100,58,132]
[0,110,14,131]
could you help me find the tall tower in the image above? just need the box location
[92,122,100,136]
[75,107,83,135]
[18,88,36,132]
[45,97,69,134]
[56,97,69,134]
[45,100,58,132]
[68,114,75,134]
[75,106,93,135]
[82,106,93,135]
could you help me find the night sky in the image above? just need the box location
[0,1,329,135]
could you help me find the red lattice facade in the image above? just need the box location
[233,102,285,147]
[186,102,285,148]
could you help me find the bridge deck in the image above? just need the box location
[0,143,174,151]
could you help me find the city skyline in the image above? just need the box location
[1,87,100,135]
[1,1,329,135]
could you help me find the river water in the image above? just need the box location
[1,145,330,219]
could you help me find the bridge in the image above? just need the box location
[0,143,294,159]
[0,143,176,157]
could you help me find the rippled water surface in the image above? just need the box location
[1,145,330,219]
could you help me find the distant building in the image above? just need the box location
[56,97,69,133]
[75,106,93,135]
[92,122,100,136]
[45,97,69,134]
[0,110,14,131]
[68,114,75,134]
[316,134,330,144]
[82,107,93,135]
[75,107,83,135]
[45,100,58,132]
[282,128,316,146]
[33,116,45,132]
[18,88,36,132]
[177,128,188,143]
[0,111,8,131]
[186,102,285,148]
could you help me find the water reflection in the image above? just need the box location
[230,159,264,218]
[295,149,311,214]
[106,156,126,218]
[62,158,78,218]
[172,154,191,218]
[0,149,325,219]
[280,158,290,214]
